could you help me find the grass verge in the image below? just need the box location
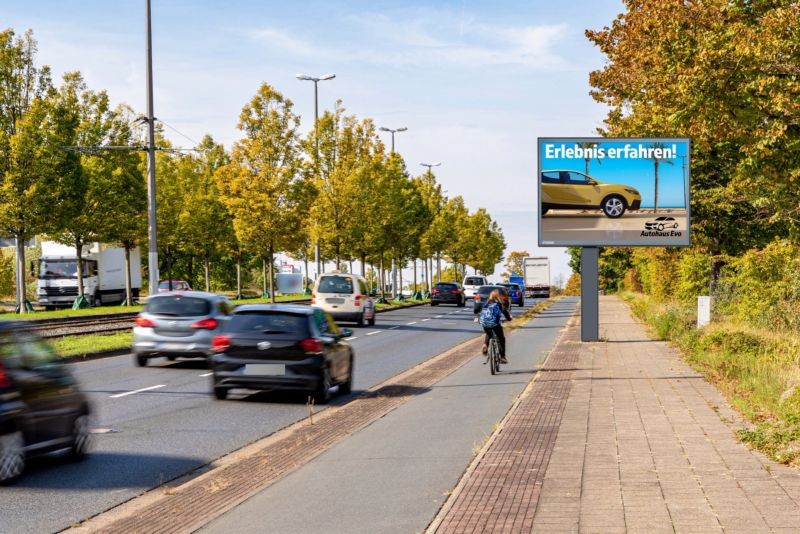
[52,331,133,359]
[623,291,800,466]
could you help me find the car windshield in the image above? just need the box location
[317,276,354,294]
[464,277,484,285]
[38,260,93,279]
[146,296,211,317]
[227,312,309,336]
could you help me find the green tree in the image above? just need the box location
[503,250,530,278]
[215,83,306,303]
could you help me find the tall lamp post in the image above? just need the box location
[144,0,159,296]
[296,73,335,282]
[420,162,442,285]
[378,126,407,153]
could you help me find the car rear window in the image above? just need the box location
[317,276,354,294]
[146,296,211,317]
[478,286,507,296]
[227,312,309,336]
[435,283,457,290]
[464,277,485,285]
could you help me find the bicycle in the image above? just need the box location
[485,329,501,375]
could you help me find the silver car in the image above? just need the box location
[132,291,233,366]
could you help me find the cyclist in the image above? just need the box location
[479,289,512,364]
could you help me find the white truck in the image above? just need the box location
[523,256,551,299]
[36,241,142,309]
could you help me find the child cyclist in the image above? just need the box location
[479,289,512,363]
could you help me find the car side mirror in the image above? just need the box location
[341,328,353,338]
[587,178,598,185]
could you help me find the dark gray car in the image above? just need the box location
[132,291,233,366]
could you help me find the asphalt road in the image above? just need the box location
[0,299,542,534]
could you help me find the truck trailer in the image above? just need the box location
[523,256,550,299]
[36,241,142,309]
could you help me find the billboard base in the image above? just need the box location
[581,247,599,342]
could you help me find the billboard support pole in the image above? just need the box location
[580,247,599,342]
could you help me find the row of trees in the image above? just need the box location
[0,28,506,309]
[571,1,800,315]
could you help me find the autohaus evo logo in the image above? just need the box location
[641,216,682,237]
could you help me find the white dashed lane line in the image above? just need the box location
[348,336,359,341]
[435,315,444,318]
[109,384,165,399]
[389,325,401,330]
[421,319,431,322]
[407,321,417,325]
[365,331,381,336]
[199,372,213,377]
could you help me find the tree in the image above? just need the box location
[0,29,53,311]
[215,83,307,303]
[578,141,601,175]
[503,251,530,278]
[649,142,673,213]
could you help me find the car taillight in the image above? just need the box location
[191,318,219,330]
[354,294,361,306]
[475,295,481,301]
[311,293,316,305]
[211,335,230,352]
[452,289,461,294]
[300,338,323,353]
[432,289,440,294]
[0,363,9,388]
[135,316,155,328]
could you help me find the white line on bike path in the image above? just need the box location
[109,384,165,399]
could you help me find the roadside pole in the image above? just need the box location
[580,247,599,341]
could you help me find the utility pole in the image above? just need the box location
[145,0,159,296]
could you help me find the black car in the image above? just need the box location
[473,285,510,314]
[497,283,525,307]
[0,324,91,484]
[210,305,354,404]
[430,282,466,307]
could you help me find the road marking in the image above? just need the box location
[389,325,401,330]
[422,318,431,322]
[366,331,381,336]
[407,321,417,325]
[435,315,444,318]
[199,372,213,377]
[348,336,359,340]
[110,384,165,399]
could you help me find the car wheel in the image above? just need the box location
[0,431,25,484]
[135,354,148,367]
[69,414,92,461]
[356,312,365,327]
[339,353,354,395]
[519,300,524,307]
[313,365,332,404]
[601,195,626,218]
[431,301,438,307]
[657,223,665,231]
[167,355,177,361]
[213,386,228,400]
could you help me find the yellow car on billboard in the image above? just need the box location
[541,170,641,218]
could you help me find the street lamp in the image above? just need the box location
[144,0,159,296]
[420,163,442,284]
[379,126,408,153]
[296,73,336,280]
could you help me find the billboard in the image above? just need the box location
[538,137,690,247]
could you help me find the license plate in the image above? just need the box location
[326,298,345,304]
[242,364,285,376]
[160,342,190,351]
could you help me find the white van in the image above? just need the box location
[313,273,376,327]
[462,275,488,299]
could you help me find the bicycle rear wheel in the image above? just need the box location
[489,337,500,375]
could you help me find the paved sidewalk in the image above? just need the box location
[430,296,800,533]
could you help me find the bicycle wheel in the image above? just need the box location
[489,337,499,375]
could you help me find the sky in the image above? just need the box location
[4,0,628,287]
[540,140,690,208]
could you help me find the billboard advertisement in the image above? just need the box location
[538,137,690,247]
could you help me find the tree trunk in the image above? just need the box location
[262,257,268,296]
[399,261,403,298]
[124,245,133,306]
[15,235,26,314]
[380,257,386,301]
[268,248,275,304]
[436,252,441,283]
[303,256,310,291]
[236,254,242,300]
[75,241,85,300]
[204,253,210,292]
[349,258,353,274]
[360,253,366,277]
[413,258,417,296]
[710,255,725,296]
[188,254,194,287]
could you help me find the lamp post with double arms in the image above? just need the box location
[420,162,442,284]
[378,126,407,153]
[296,73,336,282]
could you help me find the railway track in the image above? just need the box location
[13,298,312,338]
